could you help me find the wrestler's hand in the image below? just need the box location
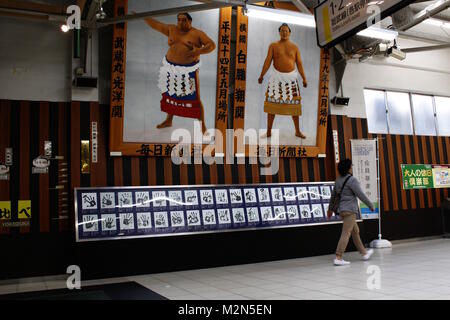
[186,45,202,58]
[303,80,308,88]
[258,76,263,84]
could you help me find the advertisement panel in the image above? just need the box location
[401,164,434,189]
[351,139,379,219]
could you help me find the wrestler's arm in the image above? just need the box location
[258,44,274,83]
[143,17,170,36]
[197,30,216,54]
[296,47,307,87]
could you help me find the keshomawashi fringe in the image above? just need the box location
[264,68,302,116]
[158,57,202,119]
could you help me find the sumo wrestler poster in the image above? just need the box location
[111,0,222,156]
[236,5,329,157]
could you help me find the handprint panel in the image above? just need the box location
[81,193,98,210]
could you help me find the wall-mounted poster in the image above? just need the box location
[110,0,231,157]
[232,4,330,158]
[432,165,450,188]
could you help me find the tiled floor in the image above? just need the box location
[1,238,450,300]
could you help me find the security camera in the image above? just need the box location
[331,96,350,106]
[387,47,406,61]
[96,0,107,20]
[96,8,106,20]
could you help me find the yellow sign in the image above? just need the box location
[0,201,11,220]
[322,6,332,43]
[18,200,32,219]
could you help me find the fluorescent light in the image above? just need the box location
[423,18,450,29]
[357,26,398,41]
[423,18,443,27]
[245,4,316,28]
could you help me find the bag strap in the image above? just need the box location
[338,174,352,195]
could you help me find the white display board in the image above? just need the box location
[351,139,379,219]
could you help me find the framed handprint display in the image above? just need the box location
[74,181,358,242]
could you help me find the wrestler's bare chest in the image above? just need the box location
[273,43,297,61]
[168,28,201,49]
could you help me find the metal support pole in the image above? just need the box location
[370,137,392,248]
[376,137,382,240]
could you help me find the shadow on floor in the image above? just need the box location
[0,282,168,300]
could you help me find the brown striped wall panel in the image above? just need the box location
[0,100,71,235]
[1,100,448,235]
[330,115,449,212]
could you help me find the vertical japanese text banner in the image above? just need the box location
[233,7,248,155]
[351,139,379,219]
[215,7,232,156]
[109,0,127,152]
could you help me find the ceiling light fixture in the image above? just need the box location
[357,26,398,41]
[60,24,70,32]
[423,18,450,29]
[244,4,315,28]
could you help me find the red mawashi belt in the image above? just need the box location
[160,93,201,119]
